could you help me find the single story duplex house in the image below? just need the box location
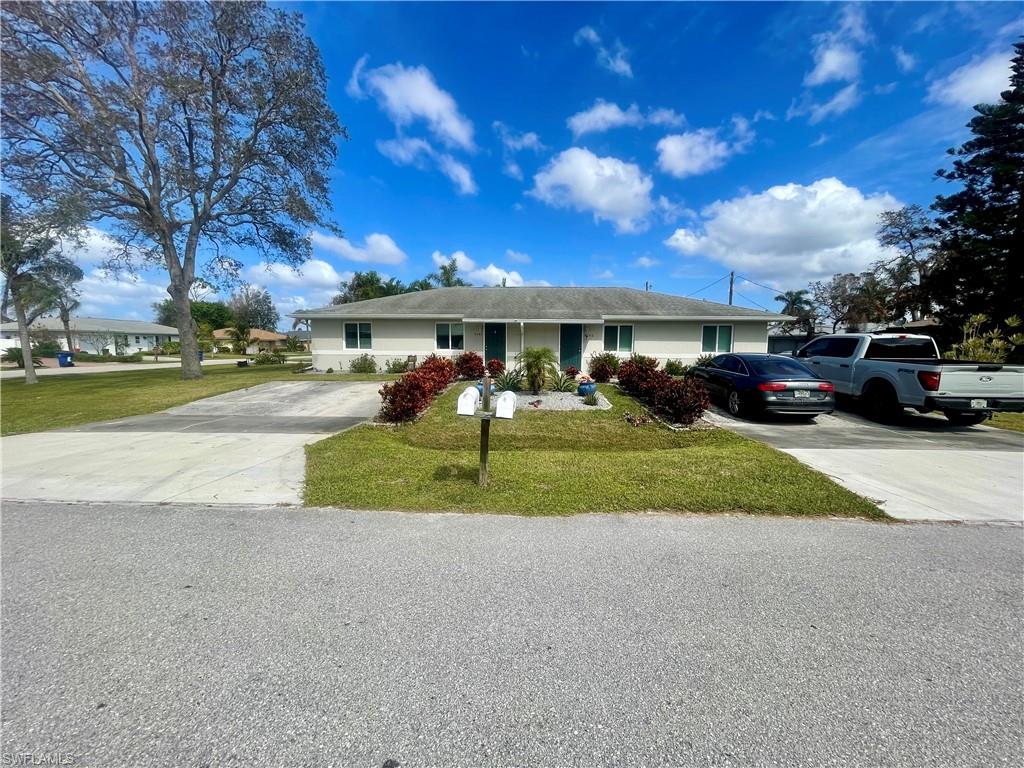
[211,327,289,355]
[0,316,179,354]
[292,286,790,373]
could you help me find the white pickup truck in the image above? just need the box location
[794,333,1024,425]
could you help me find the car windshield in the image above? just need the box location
[864,338,937,359]
[749,359,815,378]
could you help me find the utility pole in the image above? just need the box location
[644,280,652,292]
[728,271,734,305]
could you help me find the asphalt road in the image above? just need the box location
[2,501,1021,767]
[704,405,1024,523]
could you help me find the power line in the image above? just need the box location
[684,273,729,298]
[733,290,771,311]
[735,274,780,294]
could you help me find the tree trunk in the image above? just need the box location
[13,288,38,385]
[61,313,74,352]
[169,282,203,380]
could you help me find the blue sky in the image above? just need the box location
[77,1,1022,326]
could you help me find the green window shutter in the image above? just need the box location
[702,325,717,353]
[345,323,358,349]
[604,325,617,351]
[359,323,372,349]
[436,323,449,350]
[618,325,633,352]
[717,325,732,353]
[451,323,464,350]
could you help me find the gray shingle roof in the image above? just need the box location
[291,286,789,322]
[0,316,179,335]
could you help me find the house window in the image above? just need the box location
[603,324,633,353]
[435,322,465,351]
[134,336,140,343]
[344,322,372,350]
[701,324,733,354]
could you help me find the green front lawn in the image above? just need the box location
[990,412,1024,433]
[306,386,884,519]
[0,366,396,435]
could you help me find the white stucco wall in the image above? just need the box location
[308,317,771,371]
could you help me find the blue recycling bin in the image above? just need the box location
[56,351,74,367]
[197,351,205,362]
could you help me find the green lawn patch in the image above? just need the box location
[306,386,884,519]
[0,366,395,435]
[990,412,1024,433]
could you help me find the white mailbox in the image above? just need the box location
[457,386,480,416]
[494,390,517,420]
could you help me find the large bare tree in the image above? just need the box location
[1,1,343,378]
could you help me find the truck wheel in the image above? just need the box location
[943,411,988,427]
[862,381,902,423]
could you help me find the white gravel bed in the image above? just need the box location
[513,391,612,411]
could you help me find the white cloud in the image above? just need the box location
[574,26,633,78]
[505,249,531,264]
[350,60,474,151]
[493,121,546,180]
[376,137,478,195]
[310,231,407,265]
[656,129,732,178]
[634,256,660,268]
[808,83,861,124]
[76,269,169,320]
[468,264,525,287]
[346,54,369,98]
[893,46,916,73]
[593,269,615,280]
[431,250,476,271]
[529,147,654,234]
[567,100,684,138]
[927,51,1013,108]
[805,43,860,87]
[663,177,900,285]
[244,260,354,316]
[811,133,830,147]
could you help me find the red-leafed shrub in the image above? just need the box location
[486,358,505,375]
[653,377,710,425]
[616,355,660,396]
[564,365,579,378]
[454,351,485,379]
[617,354,708,425]
[587,351,620,382]
[379,356,455,422]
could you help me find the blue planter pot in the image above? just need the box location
[578,382,597,396]
[476,382,497,395]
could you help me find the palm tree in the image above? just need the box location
[53,288,81,353]
[227,323,252,355]
[0,195,84,383]
[516,346,558,394]
[429,257,471,288]
[774,289,816,336]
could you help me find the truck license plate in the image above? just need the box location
[970,399,987,408]
[794,390,810,398]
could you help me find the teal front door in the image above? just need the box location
[559,324,583,371]
[484,323,506,365]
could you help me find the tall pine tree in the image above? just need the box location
[927,42,1024,329]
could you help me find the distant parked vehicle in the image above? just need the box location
[686,353,835,420]
[795,333,1024,426]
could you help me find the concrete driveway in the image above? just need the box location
[0,381,381,505]
[705,407,1024,523]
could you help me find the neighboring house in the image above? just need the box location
[292,287,791,372]
[212,327,288,354]
[0,316,179,354]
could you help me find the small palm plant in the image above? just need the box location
[516,346,558,394]
[227,323,252,355]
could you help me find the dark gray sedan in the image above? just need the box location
[687,353,836,419]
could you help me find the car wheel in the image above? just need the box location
[943,411,988,427]
[727,388,744,417]
[862,381,901,423]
